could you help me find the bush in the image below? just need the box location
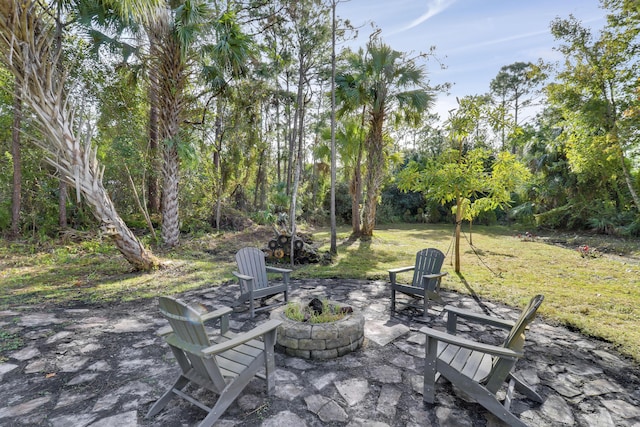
[378,183,426,223]
[324,182,353,225]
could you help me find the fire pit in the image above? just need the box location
[270,299,365,360]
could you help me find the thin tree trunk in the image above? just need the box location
[290,52,307,267]
[286,76,295,195]
[618,144,640,212]
[214,100,223,231]
[10,80,22,239]
[454,196,462,273]
[59,181,68,229]
[329,0,337,254]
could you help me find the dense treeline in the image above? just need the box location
[0,0,638,270]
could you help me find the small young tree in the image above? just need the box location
[398,97,530,273]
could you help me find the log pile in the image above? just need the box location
[264,229,320,264]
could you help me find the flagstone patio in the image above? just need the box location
[1,278,639,426]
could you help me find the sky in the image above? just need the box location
[337,0,608,122]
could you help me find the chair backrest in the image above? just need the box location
[158,296,211,348]
[485,294,544,391]
[157,297,227,392]
[236,247,269,291]
[411,248,445,290]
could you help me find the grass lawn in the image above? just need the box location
[1,223,639,363]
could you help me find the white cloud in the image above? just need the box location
[394,0,457,34]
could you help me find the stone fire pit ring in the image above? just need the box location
[270,300,365,360]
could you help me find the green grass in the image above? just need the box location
[1,223,639,364]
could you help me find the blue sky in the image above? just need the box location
[337,0,607,121]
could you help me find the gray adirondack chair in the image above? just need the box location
[420,294,545,427]
[233,247,291,318]
[388,248,447,319]
[146,296,281,427]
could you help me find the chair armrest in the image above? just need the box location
[420,326,523,359]
[388,265,415,274]
[422,272,447,280]
[157,325,173,337]
[444,305,515,331]
[232,271,253,281]
[202,319,282,356]
[266,266,292,274]
[200,306,233,323]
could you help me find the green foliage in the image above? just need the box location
[284,300,347,324]
[250,210,277,226]
[378,183,426,224]
[324,182,353,225]
[398,148,531,222]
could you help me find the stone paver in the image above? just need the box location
[0,278,639,426]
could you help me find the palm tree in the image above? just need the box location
[323,118,366,234]
[150,4,252,247]
[337,40,434,236]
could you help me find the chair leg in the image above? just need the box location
[423,337,438,404]
[509,373,543,403]
[146,375,189,418]
[422,295,430,320]
[439,365,529,427]
[391,288,396,313]
[198,356,267,427]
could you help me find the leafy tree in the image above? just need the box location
[548,11,640,214]
[398,96,530,272]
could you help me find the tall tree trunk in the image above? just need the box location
[351,106,367,236]
[147,36,161,214]
[329,0,337,254]
[214,100,223,231]
[286,76,294,195]
[0,0,160,270]
[361,114,385,237]
[156,22,186,248]
[10,80,22,239]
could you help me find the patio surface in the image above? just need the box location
[1,278,640,426]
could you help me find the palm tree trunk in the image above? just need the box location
[0,0,160,270]
[350,149,362,236]
[361,115,385,237]
[147,35,161,214]
[161,145,180,246]
[155,20,186,248]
